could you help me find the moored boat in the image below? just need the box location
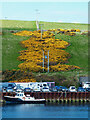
[4,92,46,104]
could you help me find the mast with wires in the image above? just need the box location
[35,9,39,31]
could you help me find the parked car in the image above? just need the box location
[83,82,90,89]
[69,86,77,92]
[15,85,24,92]
[61,87,68,92]
[42,87,50,92]
[33,86,41,92]
[55,86,62,92]
[54,86,68,92]
[86,88,90,92]
[8,83,16,88]
[50,86,57,92]
[6,87,13,92]
[24,88,31,92]
[77,87,86,92]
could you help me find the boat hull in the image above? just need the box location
[4,96,46,104]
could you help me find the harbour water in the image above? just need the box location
[0,83,89,119]
[0,103,89,119]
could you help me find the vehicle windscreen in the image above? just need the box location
[71,87,75,89]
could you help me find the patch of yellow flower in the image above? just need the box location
[13,30,80,72]
[65,32,76,36]
[18,62,43,72]
[13,30,33,36]
[13,28,81,37]
[9,78,36,83]
[47,28,81,36]
[20,37,69,49]
[13,30,54,38]
[50,63,80,72]
[18,49,70,64]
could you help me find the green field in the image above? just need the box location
[1,20,88,80]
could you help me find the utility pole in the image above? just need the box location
[47,50,49,73]
[39,24,44,39]
[43,50,44,72]
[42,50,49,73]
[35,9,39,31]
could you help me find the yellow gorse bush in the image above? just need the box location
[20,37,69,49]
[50,63,80,72]
[13,30,33,36]
[18,49,70,64]
[13,30,80,72]
[18,62,43,72]
[13,30,54,38]
[13,28,80,37]
[9,78,36,83]
[47,28,80,36]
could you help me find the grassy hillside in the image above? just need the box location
[1,20,88,78]
[2,20,88,30]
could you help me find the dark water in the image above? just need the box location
[1,103,89,119]
[0,83,89,119]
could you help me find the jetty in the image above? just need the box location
[0,92,90,103]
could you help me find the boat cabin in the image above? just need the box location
[16,92,25,97]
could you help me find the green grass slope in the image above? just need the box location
[1,20,88,78]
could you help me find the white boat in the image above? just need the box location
[4,92,46,104]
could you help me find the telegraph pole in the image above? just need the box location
[47,50,49,73]
[43,50,44,72]
[35,9,39,31]
[42,50,49,73]
[39,24,44,39]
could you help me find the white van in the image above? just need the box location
[83,82,90,88]
[33,82,49,92]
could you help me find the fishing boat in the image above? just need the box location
[4,92,46,104]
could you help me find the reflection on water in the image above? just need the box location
[0,103,2,120]
[1,103,89,118]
